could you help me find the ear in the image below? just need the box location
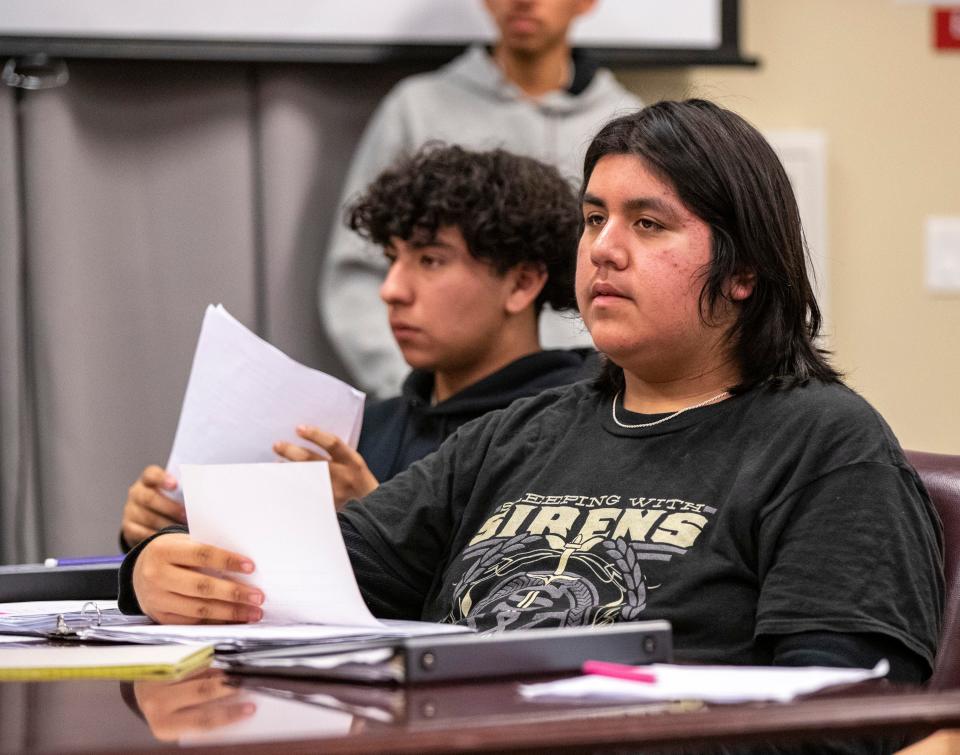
[504,262,548,316]
[725,270,756,302]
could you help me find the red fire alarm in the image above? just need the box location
[934,6,960,50]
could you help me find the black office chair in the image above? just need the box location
[906,450,960,690]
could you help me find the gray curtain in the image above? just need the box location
[255,64,408,365]
[0,59,417,562]
[0,82,39,563]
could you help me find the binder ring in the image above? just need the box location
[81,601,103,627]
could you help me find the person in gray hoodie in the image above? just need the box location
[321,0,641,399]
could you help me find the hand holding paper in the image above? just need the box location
[164,305,365,499]
[122,304,366,549]
[132,533,263,626]
[130,461,437,637]
[122,465,187,547]
[272,424,380,507]
[180,461,381,627]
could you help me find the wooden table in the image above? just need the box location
[2,669,960,753]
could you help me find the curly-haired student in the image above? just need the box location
[119,145,592,549]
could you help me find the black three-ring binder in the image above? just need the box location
[225,620,673,684]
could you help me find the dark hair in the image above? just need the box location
[582,99,840,395]
[347,143,578,312]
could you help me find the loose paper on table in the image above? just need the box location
[520,659,890,704]
[165,304,365,496]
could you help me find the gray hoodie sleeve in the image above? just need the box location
[319,84,416,399]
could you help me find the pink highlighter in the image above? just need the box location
[582,660,658,683]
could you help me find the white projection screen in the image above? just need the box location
[0,0,748,65]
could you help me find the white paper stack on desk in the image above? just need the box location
[79,619,471,653]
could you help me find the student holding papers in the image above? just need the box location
[118,304,365,550]
[120,101,942,686]
[120,145,592,550]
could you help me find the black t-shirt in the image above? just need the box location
[340,380,943,671]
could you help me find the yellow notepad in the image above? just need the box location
[0,643,214,681]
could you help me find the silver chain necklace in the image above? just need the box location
[611,390,731,429]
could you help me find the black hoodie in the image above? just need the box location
[357,349,595,483]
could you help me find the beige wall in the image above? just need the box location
[617,0,960,454]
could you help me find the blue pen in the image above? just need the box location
[43,555,125,567]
